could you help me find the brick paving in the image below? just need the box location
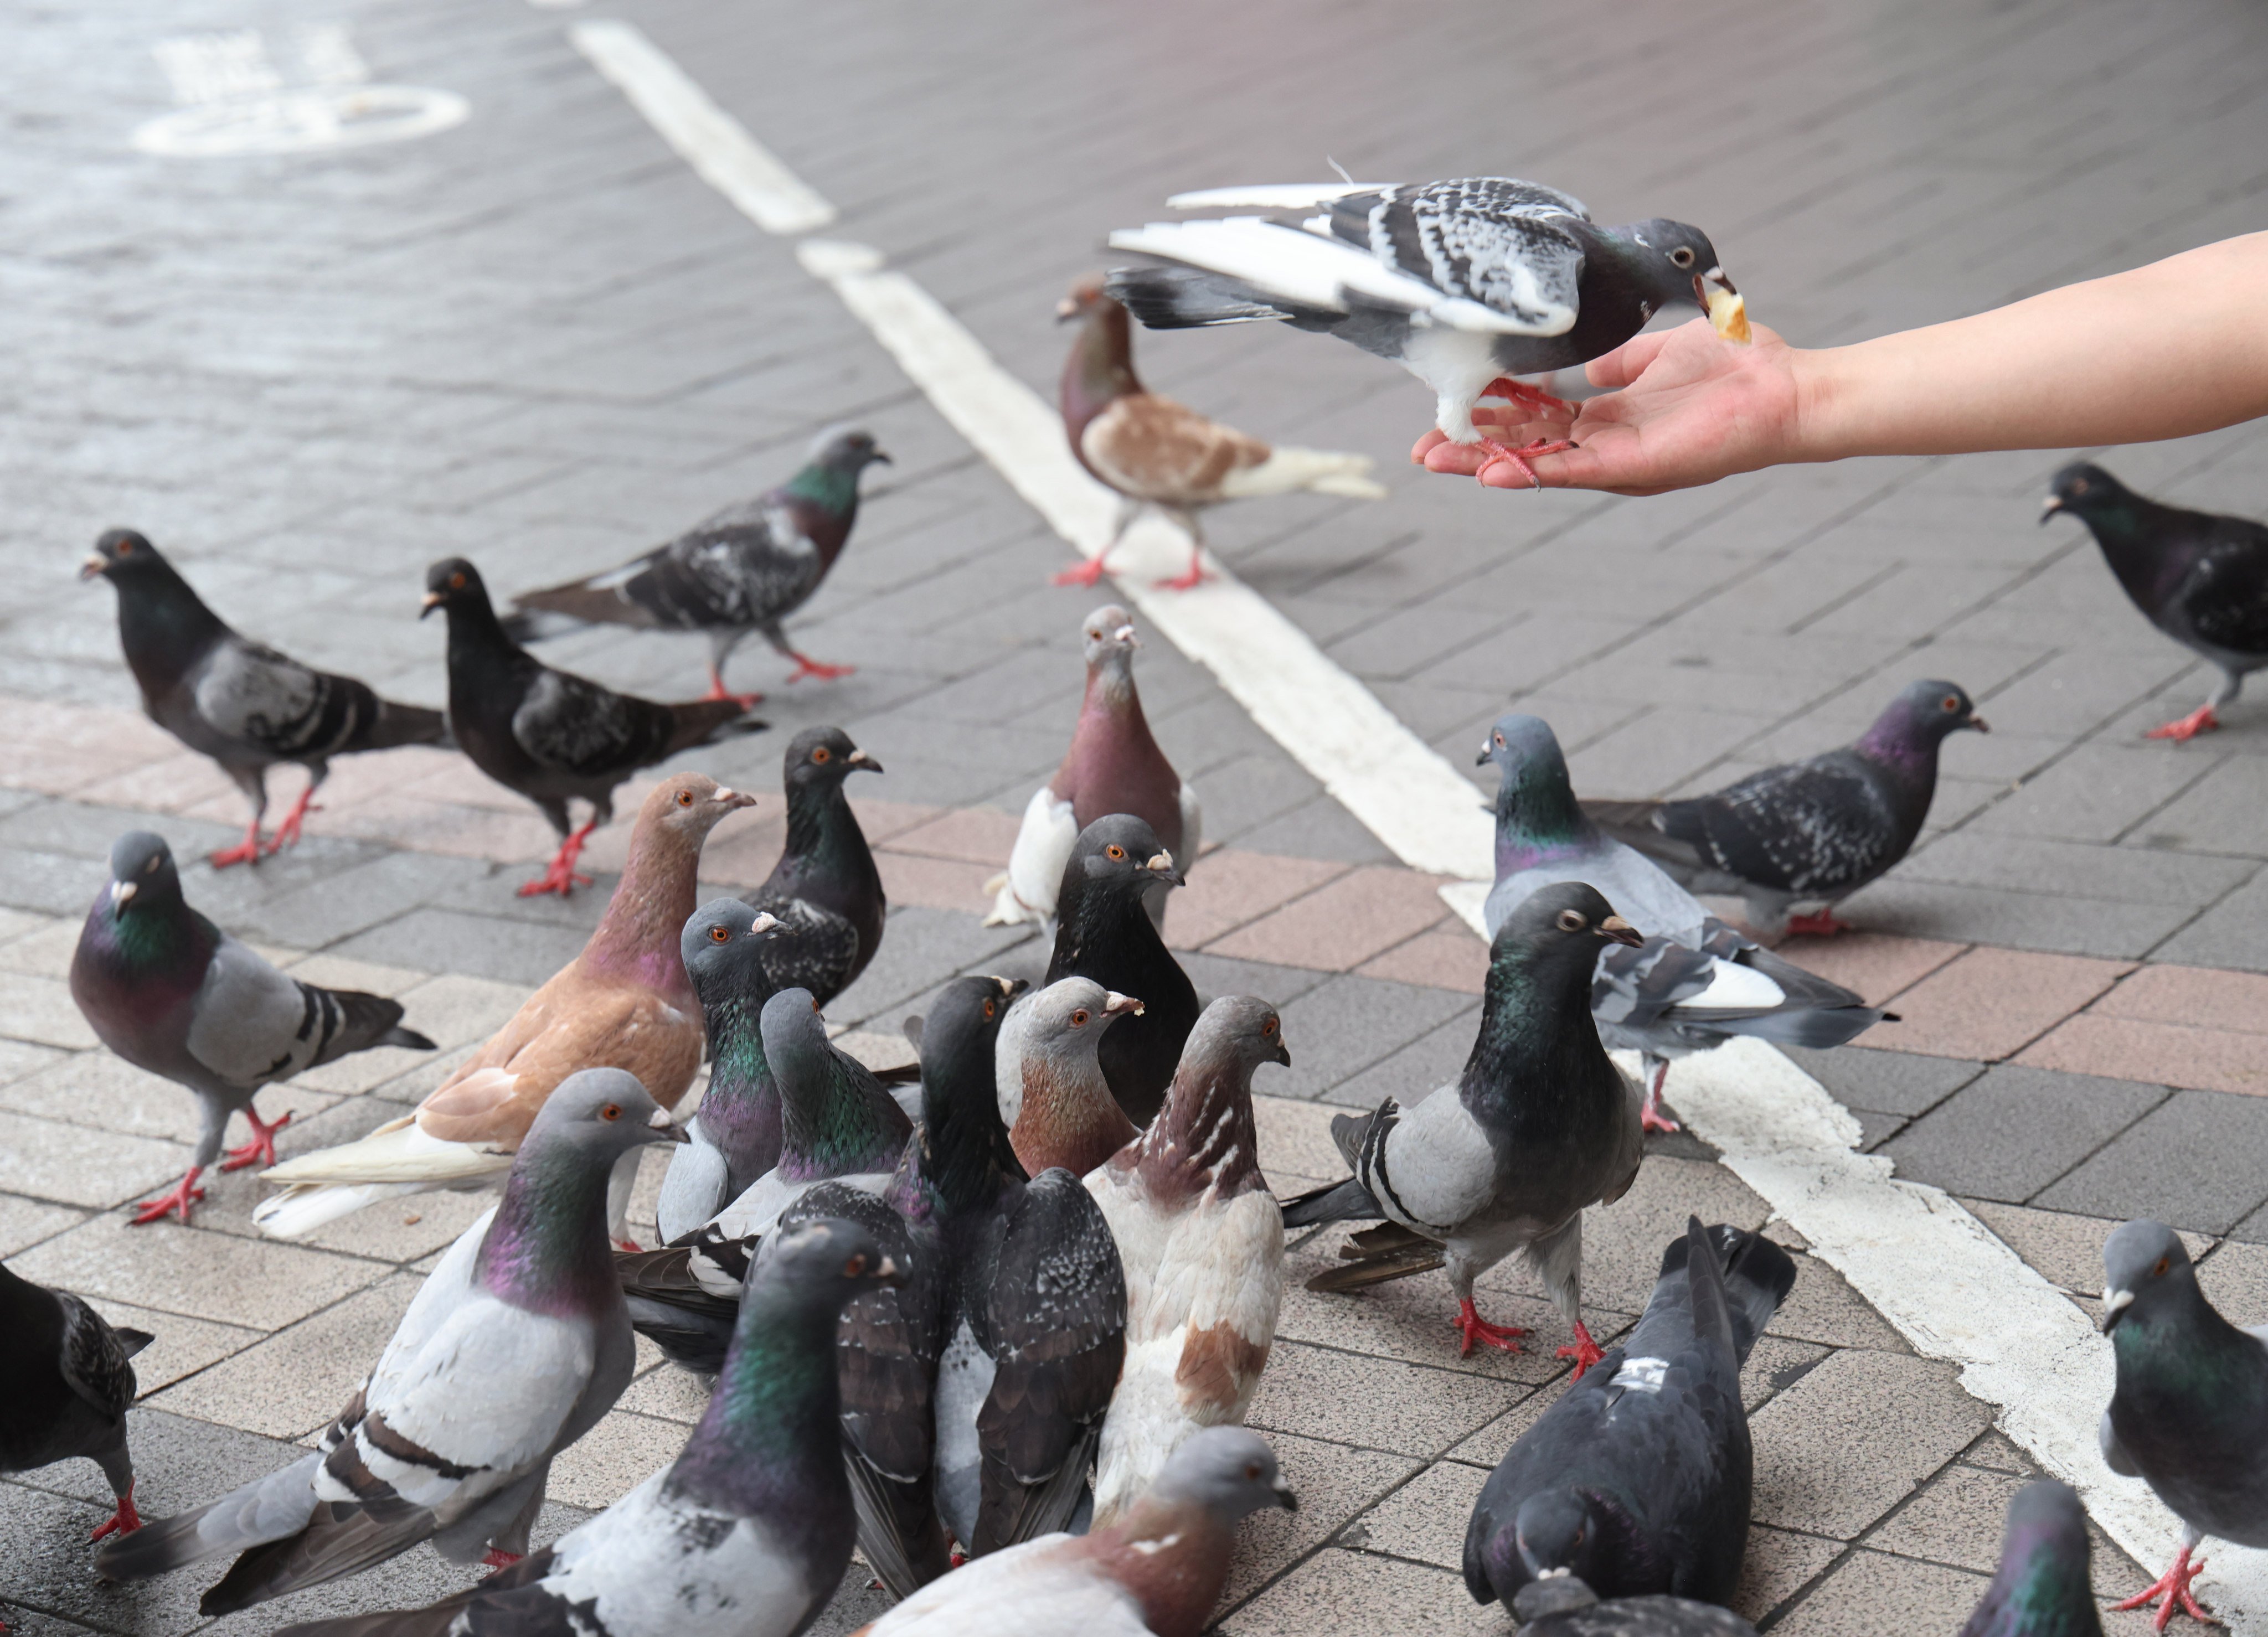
[6,0,2268,1631]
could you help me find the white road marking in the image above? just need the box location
[138,27,466,157]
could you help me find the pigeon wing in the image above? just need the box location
[55,1290,140,1418]
[509,669,670,778]
[193,637,374,762]
[1327,179,1587,332]
[2178,531,2268,654]
[860,1545,1154,1634]
[1661,756,1894,897]
[745,895,864,999]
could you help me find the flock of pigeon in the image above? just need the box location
[7,174,2268,1637]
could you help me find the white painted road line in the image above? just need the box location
[569,21,834,236]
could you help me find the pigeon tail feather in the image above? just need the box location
[1217,446,1388,502]
[1278,1175,1383,1227]
[356,700,450,754]
[252,1180,434,1240]
[1104,266,1312,329]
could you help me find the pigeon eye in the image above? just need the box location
[2153,1256,2171,1278]
[1494,732,1505,747]
[1105,844,1126,861]
[1942,696,1960,712]
[677,789,695,807]
[1245,1463,1261,1481]
[1262,1018,1277,1035]
[1670,247,1695,269]
[709,926,730,943]
[145,855,162,874]
[812,746,831,764]
[843,1253,868,1277]
[982,1000,997,1021]
[448,571,465,590]
[117,538,135,555]
[599,1103,622,1122]
[1556,909,1587,932]
[811,998,821,1015]
[1070,1009,1090,1027]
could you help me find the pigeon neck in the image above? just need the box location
[1492,759,1599,873]
[76,892,215,1005]
[2078,494,2192,607]
[1127,1056,1264,1206]
[1053,879,1158,977]
[1061,304,1141,432]
[2113,1284,2262,1402]
[1991,1521,2099,1637]
[581,825,702,1009]
[776,779,880,911]
[111,563,233,693]
[1852,708,1945,784]
[1018,1052,1137,1176]
[440,596,529,701]
[1080,1493,1233,1636]
[776,466,864,565]
[477,1150,621,1317]
[697,985,783,1178]
[775,1051,898,1182]
[1464,947,1603,1118]
[920,1063,1021,1218]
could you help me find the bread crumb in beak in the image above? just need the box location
[1707,285,1751,344]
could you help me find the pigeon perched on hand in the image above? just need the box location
[254,774,750,1242]
[1085,995,1289,1527]
[98,1070,687,1612]
[83,529,449,867]
[1053,276,1385,592]
[1,1259,154,1541]
[653,900,789,1244]
[421,557,766,897]
[1959,1480,2104,1637]
[739,726,887,1005]
[1584,680,1987,937]
[1465,1218,1795,1612]
[1480,714,1890,1133]
[1107,178,1748,488]
[987,607,1199,934]
[851,1426,1295,1637]
[1045,814,1202,1127]
[2043,463,2268,742]
[267,1217,897,1637]
[1508,1578,1761,1636]
[995,977,1142,1179]
[503,426,891,705]
[72,830,435,1227]
[1282,881,1645,1370]
[2098,1218,2268,1631]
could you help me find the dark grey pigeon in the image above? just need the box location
[1511,1577,1760,1636]
[1,1259,155,1542]
[97,1070,688,1613]
[267,1216,899,1637]
[2098,1218,2268,1630]
[1959,1480,2104,1637]
[1480,714,1890,1134]
[2043,463,2268,742]
[1466,1219,1795,1613]
[1046,813,1199,1127]
[70,831,436,1227]
[1282,882,1645,1372]
[1584,680,1987,937]
[503,427,889,705]
[1107,178,1748,487]
[84,529,449,868]
[739,726,888,1005]
[653,901,790,1246]
[420,557,766,898]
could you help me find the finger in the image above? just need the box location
[1585,331,1673,390]
[1423,441,1492,477]
[1410,429,1450,464]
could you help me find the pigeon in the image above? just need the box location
[1509,1578,1761,1636]
[97,1070,687,1612]
[266,1217,898,1637]
[1051,275,1386,592]
[1045,814,1201,1127]
[254,774,751,1242]
[502,426,891,705]
[849,1426,1295,1637]
[1,1259,156,1541]
[995,977,1143,1179]
[739,726,888,1005]
[1084,995,1289,1526]
[421,556,767,897]
[83,529,449,867]
[1282,881,1645,1370]
[986,606,1200,933]
[2042,463,2268,742]
[1584,679,1988,937]
[1106,179,1749,488]
[71,830,436,1227]
[2097,1218,2268,1631]
[653,901,790,1244]
[1480,714,1891,1134]
[1959,1480,2104,1637]
[617,985,912,1373]
[1464,1218,1796,1612]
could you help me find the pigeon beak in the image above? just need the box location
[998,975,1031,1000]
[1055,295,1082,323]
[1272,1034,1292,1067]
[650,1107,693,1143]
[868,450,892,467]
[1597,914,1645,947]
[1145,850,1183,885]
[1102,991,1146,1019]
[845,748,883,773]
[419,592,445,618]
[872,1252,908,1288]
[110,879,137,910]
[1272,1479,1298,1512]
[1476,744,1493,767]
[1113,624,1140,648]
[81,553,110,580]
[2038,495,2064,524]
[1966,715,1990,734]
[1699,269,1751,344]
[713,786,759,810]
[746,911,783,937]
[2100,1287,2135,1332]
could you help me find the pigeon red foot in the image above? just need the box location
[2118,1544,2210,1631]
[130,1168,205,1227]
[1640,1064,1682,1134]
[89,1483,141,1542]
[1783,910,1853,937]
[209,818,266,870]
[1476,436,1576,489]
[519,820,599,898]
[785,652,855,683]
[1556,1320,1607,1379]
[1480,376,1578,419]
[482,1549,523,1571]
[219,1106,293,1173]
[2147,705,2220,742]
[702,667,764,711]
[1052,555,1115,589]
[1157,550,1212,592]
[264,785,321,856]
[1453,1298,1529,1357]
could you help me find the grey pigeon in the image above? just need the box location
[1584,680,1987,937]
[420,557,766,898]
[503,426,890,705]
[1282,881,1645,1371]
[1106,178,1748,487]
[2043,463,2268,742]
[1465,1219,1796,1612]
[1,1259,156,1541]
[995,975,1143,1180]
[653,900,790,1246]
[83,529,449,868]
[1959,1479,2104,1637]
[70,831,435,1227]
[1511,1578,1760,1636]
[739,726,888,1005]
[268,1217,900,1637]
[1480,715,1890,1133]
[96,1069,687,1612]
[2098,1218,2268,1630]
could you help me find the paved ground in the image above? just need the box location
[4,0,2267,1631]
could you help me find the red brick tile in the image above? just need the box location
[2017,1015,2268,1097]
[879,803,1016,861]
[1772,932,1971,1008]
[1862,947,2133,1062]
[1165,849,1348,951]
[1355,929,1488,994]
[691,818,788,889]
[2091,965,2268,1036]
[1207,866,1450,972]
[848,797,952,846]
[876,851,996,913]
[398,755,568,813]
[74,751,240,814]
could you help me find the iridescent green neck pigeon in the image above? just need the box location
[656,899,790,1245]
[1958,1479,2104,1637]
[0,1258,155,1542]
[740,725,888,1005]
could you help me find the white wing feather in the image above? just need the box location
[986,787,1077,927]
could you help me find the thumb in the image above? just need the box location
[1585,331,1673,390]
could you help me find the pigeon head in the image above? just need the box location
[759,986,834,1089]
[1977,1479,2097,1631]
[1478,714,1595,865]
[1081,603,1142,673]
[756,1214,904,1296]
[682,898,784,1000]
[918,974,1028,1196]
[1057,272,1115,324]
[1619,219,1746,340]
[82,529,173,587]
[101,831,187,919]
[1141,1427,1296,1523]
[1493,881,1642,969]
[639,771,760,847]
[517,1066,686,1163]
[787,426,890,518]
[1181,993,1292,1078]
[1509,1488,1609,1589]
[1068,814,1182,902]
[782,726,880,793]
[1013,977,1144,1072]
[2100,1218,2199,1335]
[1859,680,1988,764]
[419,557,494,620]
[808,425,890,476]
[1509,1576,1604,1626]
[2041,462,2137,525]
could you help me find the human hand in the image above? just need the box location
[1410,319,1809,495]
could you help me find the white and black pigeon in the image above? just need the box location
[503,427,891,706]
[1106,179,1749,487]
[420,557,766,897]
[83,529,450,868]
[1464,1218,1796,1614]
[740,726,889,1005]
[2097,1218,2268,1631]
[654,900,790,1246]
[267,1217,900,1637]
[1479,715,1890,1134]
[1507,1578,1761,1636]
[2043,463,2268,742]
[1,1259,155,1542]
[70,830,436,1227]
[1584,681,1987,938]
[987,606,1199,934]
[1960,1480,2105,1637]
[995,976,1142,1180]
[1282,881,1645,1372]
[96,1069,687,1613]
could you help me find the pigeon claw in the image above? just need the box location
[1474,436,1576,490]
[1783,910,1853,937]
[1157,550,1212,592]
[519,821,599,898]
[1452,1298,1529,1357]
[1479,376,1578,419]
[2118,1544,2211,1631]
[1051,556,1114,589]
[1640,1062,1682,1134]
[264,787,322,855]
[784,652,855,683]
[130,1169,205,1227]
[219,1107,293,1173]
[2146,704,2220,742]
[702,670,764,710]
[89,1483,141,1542]
[1556,1321,1609,1380]
[481,1549,523,1572]
[209,825,266,870]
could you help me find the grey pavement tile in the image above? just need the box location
[1970,746,2218,845]
[0,1108,190,1212]
[11,1211,387,1331]
[1879,1066,2168,1204]
[1178,951,1338,1011]
[2034,1091,2268,1235]
[1831,877,2195,960]
[1216,1545,1480,1637]
[826,905,1037,1028]
[1769,1547,1987,1637]
[1246,1340,1527,1459]
[1222,1432,1426,1610]
[2197,1240,2268,1319]
[1316,1009,1485,1113]
[1273,978,1478,1104]
[1898,831,2257,906]
[1779,1043,1984,1118]
[1735,1525,1847,1625]
[1967,1200,2212,1298]
[1750,1350,1989,1538]
[0,1194,87,1257]
[1766,1253,1911,1354]
[1872,1461,2146,1595]
[328,906,596,988]
[149,1272,421,1440]
[1352,1457,1487,1570]
[2154,871,2268,974]
[2135,754,2268,858]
